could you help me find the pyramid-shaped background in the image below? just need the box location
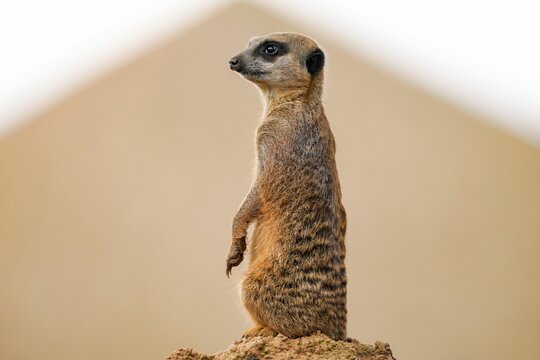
[1,3,539,360]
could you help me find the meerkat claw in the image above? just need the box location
[226,242,245,277]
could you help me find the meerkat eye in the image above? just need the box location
[263,43,279,55]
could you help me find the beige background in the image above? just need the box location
[1,3,539,360]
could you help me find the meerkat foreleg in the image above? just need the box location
[226,186,261,277]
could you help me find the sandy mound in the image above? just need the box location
[166,333,395,360]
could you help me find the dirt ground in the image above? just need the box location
[166,333,395,360]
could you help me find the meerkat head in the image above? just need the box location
[229,32,325,91]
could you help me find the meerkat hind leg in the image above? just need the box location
[242,325,278,338]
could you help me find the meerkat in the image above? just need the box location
[226,33,347,341]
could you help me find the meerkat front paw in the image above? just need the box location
[226,236,246,277]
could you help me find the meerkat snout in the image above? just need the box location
[229,57,241,71]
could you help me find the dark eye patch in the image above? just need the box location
[254,40,288,61]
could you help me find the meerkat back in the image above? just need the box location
[226,32,347,340]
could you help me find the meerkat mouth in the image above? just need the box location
[241,69,268,77]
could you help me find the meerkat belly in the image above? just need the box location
[247,216,278,266]
[242,197,347,339]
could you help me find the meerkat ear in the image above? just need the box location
[306,48,325,76]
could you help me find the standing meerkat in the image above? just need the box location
[226,33,347,340]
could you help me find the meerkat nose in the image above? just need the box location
[229,57,242,71]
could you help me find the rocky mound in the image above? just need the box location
[166,333,395,360]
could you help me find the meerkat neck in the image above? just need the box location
[263,87,306,110]
[260,78,324,116]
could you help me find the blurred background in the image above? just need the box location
[0,1,539,360]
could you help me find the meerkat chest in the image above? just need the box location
[256,116,327,161]
[255,117,287,158]
[256,118,280,141]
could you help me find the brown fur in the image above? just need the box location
[226,33,347,340]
